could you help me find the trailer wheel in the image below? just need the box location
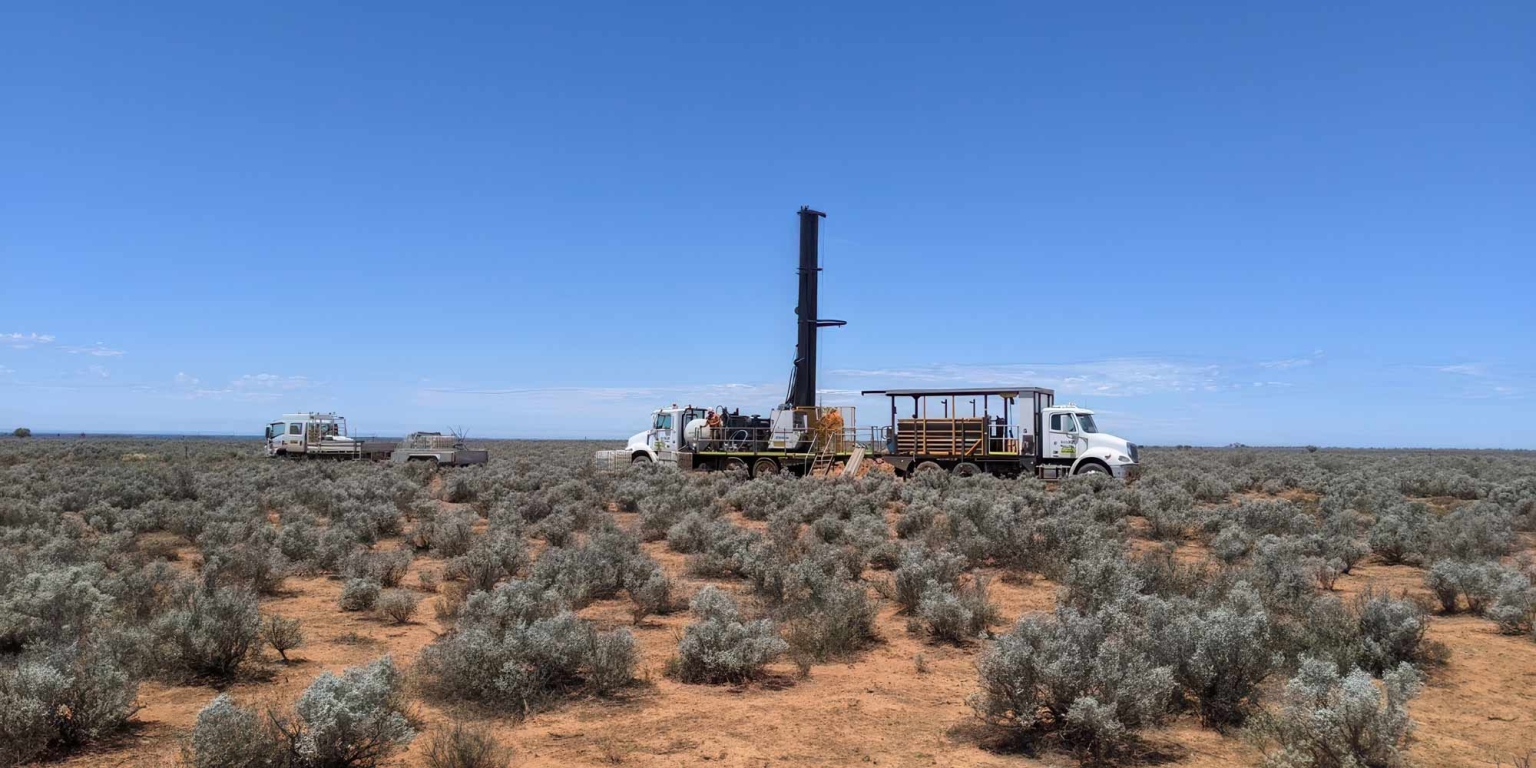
[1075,460,1109,476]
[952,462,981,478]
[752,458,780,477]
[913,460,943,474]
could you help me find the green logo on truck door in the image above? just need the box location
[1060,445,1075,455]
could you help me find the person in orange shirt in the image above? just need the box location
[819,408,844,452]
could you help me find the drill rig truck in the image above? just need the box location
[597,208,1140,480]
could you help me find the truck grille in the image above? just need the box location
[1127,443,1139,462]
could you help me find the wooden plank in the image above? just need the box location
[841,446,866,477]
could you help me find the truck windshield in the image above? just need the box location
[1076,414,1099,433]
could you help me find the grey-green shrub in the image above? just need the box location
[893,547,966,614]
[414,580,635,714]
[626,565,675,623]
[917,577,999,645]
[1368,502,1432,565]
[1156,583,1279,728]
[972,606,1175,761]
[0,645,139,768]
[1354,587,1431,674]
[283,656,416,766]
[185,657,416,768]
[181,693,286,768]
[1254,659,1421,768]
[377,590,421,624]
[339,579,382,612]
[0,565,112,652]
[675,586,787,684]
[1485,570,1535,635]
[154,583,261,680]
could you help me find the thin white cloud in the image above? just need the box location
[3,332,55,349]
[1259,358,1312,370]
[424,381,786,406]
[86,365,111,379]
[1436,363,1487,377]
[232,374,314,391]
[832,358,1224,398]
[63,342,125,357]
[174,372,200,386]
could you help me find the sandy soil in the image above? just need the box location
[55,496,1536,768]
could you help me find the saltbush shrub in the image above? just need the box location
[339,579,382,612]
[415,580,635,714]
[0,644,139,768]
[377,590,421,624]
[675,586,787,684]
[1157,583,1279,728]
[1253,658,1422,768]
[154,583,261,680]
[972,605,1174,761]
[1368,502,1433,565]
[184,657,416,768]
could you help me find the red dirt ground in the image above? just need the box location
[55,498,1536,768]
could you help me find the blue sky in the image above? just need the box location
[2,2,1532,447]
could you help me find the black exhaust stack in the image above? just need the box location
[787,206,844,409]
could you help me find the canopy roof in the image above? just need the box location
[859,387,1055,397]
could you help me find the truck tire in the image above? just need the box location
[914,460,943,474]
[631,453,653,465]
[952,462,981,478]
[752,458,780,477]
[724,457,749,474]
[1075,460,1109,476]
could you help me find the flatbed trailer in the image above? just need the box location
[862,387,1140,480]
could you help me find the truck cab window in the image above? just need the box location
[1051,413,1073,431]
[654,414,672,430]
[288,423,302,435]
[1076,414,1099,433]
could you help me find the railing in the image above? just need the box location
[691,425,883,455]
[986,424,1032,456]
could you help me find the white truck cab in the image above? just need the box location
[265,412,356,456]
[624,405,707,464]
[1041,404,1140,478]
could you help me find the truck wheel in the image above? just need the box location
[631,453,653,465]
[952,462,981,478]
[1075,461,1109,475]
[914,460,943,474]
[724,457,749,474]
[752,458,779,477]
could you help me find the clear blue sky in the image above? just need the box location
[2,2,1532,447]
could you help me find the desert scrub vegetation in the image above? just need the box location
[1,437,1533,766]
[182,656,416,768]
[1249,658,1423,768]
[420,720,514,768]
[673,586,789,683]
[414,579,637,715]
